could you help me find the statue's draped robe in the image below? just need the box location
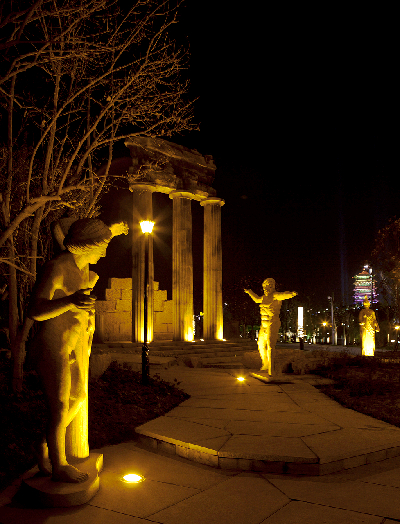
[31,253,98,459]
[359,308,379,357]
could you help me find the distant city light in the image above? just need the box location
[353,264,377,305]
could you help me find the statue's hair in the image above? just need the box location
[262,278,276,288]
[63,219,112,254]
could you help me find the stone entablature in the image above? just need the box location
[95,278,172,342]
[125,137,217,199]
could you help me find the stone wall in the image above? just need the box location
[242,347,334,375]
[94,278,173,342]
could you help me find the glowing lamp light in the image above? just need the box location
[237,376,245,382]
[140,220,155,234]
[123,474,144,483]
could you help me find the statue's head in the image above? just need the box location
[262,278,276,293]
[63,219,112,257]
[363,295,371,308]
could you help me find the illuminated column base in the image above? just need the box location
[131,185,154,343]
[201,198,224,340]
[170,191,194,341]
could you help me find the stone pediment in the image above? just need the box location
[125,137,216,199]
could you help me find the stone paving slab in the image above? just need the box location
[134,367,400,475]
[303,427,400,464]
[218,435,318,463]
[270,476,400,520]
[135,416,231,452]
[0,504,149,523]
[224,419,340,437]
[3,441,400,524]
[149,473,290,524]
[261,500,383,524]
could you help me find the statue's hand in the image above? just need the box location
[70,288,97,310]
[110,221,129,237]
[244,289,250,294]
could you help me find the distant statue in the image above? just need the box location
[28,218,128,483]
[244,278,297,374]
[359,295,379,356]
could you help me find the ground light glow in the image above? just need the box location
[237,376,246,382]
[123,474,145,483]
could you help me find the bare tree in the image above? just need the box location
[0,0,195,390]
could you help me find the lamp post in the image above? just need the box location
[328,295,336,345]
[298,306,304,350]
[140,220,155,385]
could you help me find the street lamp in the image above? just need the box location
[327,295,336,345]
[298,306,304,350]
[140,220,155,385]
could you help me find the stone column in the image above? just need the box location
[131,185,154,343]
[201,198,225,340]
[170,191,194,341]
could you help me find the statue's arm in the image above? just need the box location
[244,289,263,303]
[274,291,297,301]
[28,263,95,321]
[109,221,129,237]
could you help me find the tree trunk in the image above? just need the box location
[8,237,21,391]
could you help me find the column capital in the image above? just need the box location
[200,197,225,207]
[129,183,158,193]
[169,190,195,200]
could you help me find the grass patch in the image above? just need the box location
[312,352,400,427]
[0,359,189,492]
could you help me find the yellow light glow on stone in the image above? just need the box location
[123,474,144,483]
[185,325,194,342]
[140,220,155,234]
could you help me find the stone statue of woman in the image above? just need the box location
[28,218,128,483]
[244,278,297,374]
[359,295,379,356]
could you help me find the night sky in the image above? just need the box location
[97,4,399,310]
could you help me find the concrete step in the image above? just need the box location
[200,356,243,364]
[91,340,259,371]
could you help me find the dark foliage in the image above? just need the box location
[0,359,189,491]
[312,352,400,427]
[88,361,189,448]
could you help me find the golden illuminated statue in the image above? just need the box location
[359,295,379,356]
[244,278,297,374]
[28,219,128,483]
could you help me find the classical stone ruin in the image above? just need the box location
[124,137,224,342]
[95,278,173,342]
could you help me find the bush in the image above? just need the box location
[0,360,189,491]
[315,352,400,427]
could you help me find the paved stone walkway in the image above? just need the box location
[136,368,400,476]
[2,365,400,523]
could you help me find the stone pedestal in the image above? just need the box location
[131,185,154,343]
[201,198,224,340]
[21,453,103,507]
[170,191,194,341]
